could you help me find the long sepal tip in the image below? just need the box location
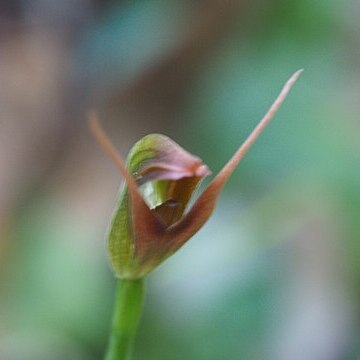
[167,69,303,249]
[214,69,304,188]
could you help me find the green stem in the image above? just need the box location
[105,278,145,360]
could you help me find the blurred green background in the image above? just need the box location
[1,1,360,359]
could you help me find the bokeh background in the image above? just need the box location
[1,1,360,359]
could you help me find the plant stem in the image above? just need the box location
[105,278,145,360]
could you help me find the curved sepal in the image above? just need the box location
[164,69,303,254]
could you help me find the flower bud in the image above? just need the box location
[107,134,210,278]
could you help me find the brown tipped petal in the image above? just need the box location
[88,113,166,254]
[167,70,303,250]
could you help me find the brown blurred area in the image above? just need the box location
[0,0,251,274]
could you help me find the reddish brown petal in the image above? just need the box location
[128,134,210,185]
[166,70,303,252]
[88,113,166,258]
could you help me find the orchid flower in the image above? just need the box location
[89,70,302,280]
